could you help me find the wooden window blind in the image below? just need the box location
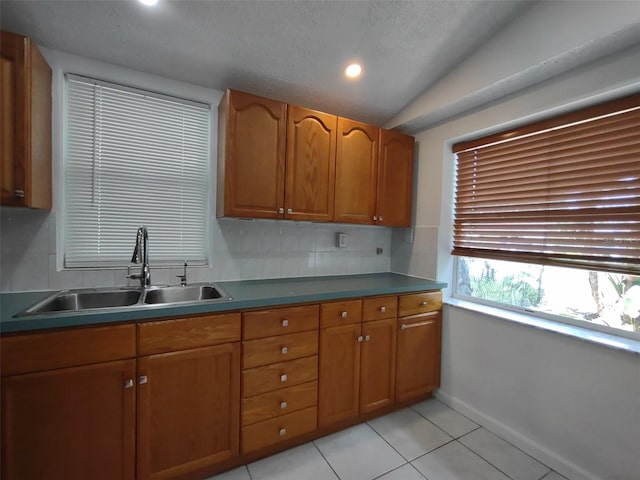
[452,93,640,275]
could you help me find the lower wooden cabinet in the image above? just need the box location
[360,318,397,413]
[1,359,136,480]
[137,343,240,480]
[396,311,441,402]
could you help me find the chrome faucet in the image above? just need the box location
[128,226,151,287]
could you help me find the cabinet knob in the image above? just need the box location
[365,335,371,342]
[378,216,383,221]
[138,375,148,385]
[341,311,348,318]
[280,374,288,382]
[279,428,287,436]
[124,378,134,389]
[373,215,378,221]
[281,346,288,355]
[278,207,285,214]
[287,208,293,214]
[380,306,386,313]
[280,401,287,410]
[282,319,289,327]
[357,335,364,343]
[421,301,428,306]
[14,190,24,199]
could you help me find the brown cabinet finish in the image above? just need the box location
[319,299,362,328]
[137,343,241,480]
[241,355,318,398]
[285,106,337,222]
[241,380,317,426]
[318,322,361,427]
[0,324,136,376]
[217,89,286,219]
[242,330,318,369]
[241,406,317,454]
[334,118,378,224]
[375,129,414,227]
[396,311,441,402]
[0,31,51,209]
[362,295,398,322]
[137,313,241,355]
[243,305,319,340]
[1,359,136,480]
[398,291,443,317]
[360,318,397,413]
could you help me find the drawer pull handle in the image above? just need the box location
[357,335,364,343]
[280,374,288,382]
[380,306,386,313]
[124,378,134,389]
[138,375,148,385]
[421,301,428,306]
[365,335,371,342]
[282,319,289,327]
[279,428,287,436]
[401,320,435,330]
[281,346,288,355]
[341,311,348,318]
[280,401,287,410]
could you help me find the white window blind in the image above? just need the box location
[64,74,210,268]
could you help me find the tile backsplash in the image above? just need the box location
[0,208,392,292]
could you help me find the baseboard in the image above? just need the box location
[435,389,601,480]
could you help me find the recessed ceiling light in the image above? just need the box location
[139,0,158,6]
[345,63,362,79]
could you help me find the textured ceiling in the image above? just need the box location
[0,0,529,126]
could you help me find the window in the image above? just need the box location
[64,74,210,268]
[452,93,640,337]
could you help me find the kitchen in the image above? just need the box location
[1,1,639,480]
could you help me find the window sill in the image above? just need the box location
[444,298,640,356]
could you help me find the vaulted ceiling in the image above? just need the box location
[0,0,530,126]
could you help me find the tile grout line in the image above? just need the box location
[311,439,343,480]
[455,437,525,480]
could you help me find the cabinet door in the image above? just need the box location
[137,343,240,480]
[220,89,286,219]
[1,360,136,480]
[0,31,51,209]
[318,323,361,427]
[285,106,337,222]
[334,118,378,224]
[360,318,397,413]
[375,129,414,227]
[396,312,441,402]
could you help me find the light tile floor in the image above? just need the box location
[207,398,569,480]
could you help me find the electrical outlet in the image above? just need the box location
[376,247,383,255]
[335,232,347,248]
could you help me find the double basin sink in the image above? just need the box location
[17,283,232,317]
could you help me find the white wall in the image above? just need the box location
[0,50,391,292]
[389,2,640,477]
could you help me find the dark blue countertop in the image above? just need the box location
[0,273,446,334]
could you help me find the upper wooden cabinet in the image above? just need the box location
[218,89,414,226]
[334,118,378,224]
[376,129,414,227]
[217,89,286,219]
[0,30,52,209]
[285,106,337,222]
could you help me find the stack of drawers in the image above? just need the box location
[240,305,320,454]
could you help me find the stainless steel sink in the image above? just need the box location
[19,288,143,315]
[15,283,232,317]
[143,284,226,305]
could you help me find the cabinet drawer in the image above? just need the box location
[241,406,317,454]
[320,299,362,328]
[242,356,317,397]
[1,324,136,376]
[243,305,319,340]
[242,381,317,426]
[362,295,398,321]
[138,313,241,355]
[398,291,442,317]
[242,330,318,369]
